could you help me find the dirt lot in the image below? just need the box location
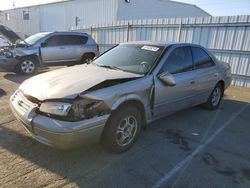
[0,67,250,188]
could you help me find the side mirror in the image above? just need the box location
[41,41,48,48]
[158,72,176,87]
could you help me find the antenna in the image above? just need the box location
[13,0,15,8]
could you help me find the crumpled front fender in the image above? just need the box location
[79,75,154,122]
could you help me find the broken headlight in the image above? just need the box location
[71,99,108,121]
[4,51,13,58]
[40,102,72,116]
[39,99,109,121]
[0,48,13,58]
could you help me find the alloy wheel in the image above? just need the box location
[116,115,138,147]
[20,60,35,74]
[211,87,221,106]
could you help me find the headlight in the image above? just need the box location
[71,99,108,120]
[4,51,13,58]
[40,102,72,116]
[72,100,96,120]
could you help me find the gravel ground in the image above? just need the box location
[0,67,250,188]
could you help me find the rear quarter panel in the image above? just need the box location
[216,60,232,89]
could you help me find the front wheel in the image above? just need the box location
[202,83,223,110]
[102,106,142,152]
[16,57,38,75]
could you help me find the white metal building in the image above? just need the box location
[0,0,210,37]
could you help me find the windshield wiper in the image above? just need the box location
[98,64,123,71]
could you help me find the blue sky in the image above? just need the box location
[175,0,250,16]
[0,0,250,16]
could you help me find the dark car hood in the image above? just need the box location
[19,64,142,101]
[0,24,25,44]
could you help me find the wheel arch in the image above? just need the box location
[82,52,96,58]
[217,80,225,96]
[110,97,147,127]
[16,54,41,65]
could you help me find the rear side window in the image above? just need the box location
[162,46,193,74]
[46,35,88,46]
[63,35,88,45]
[191,47,214,69]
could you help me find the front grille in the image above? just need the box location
[24,94,41,104]
[11,90,38,114]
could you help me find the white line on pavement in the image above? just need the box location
[153,103,250,188]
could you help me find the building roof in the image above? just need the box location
[1,0,71,11]
[1,0,210,17]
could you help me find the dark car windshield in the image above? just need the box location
[24,32,50,45]
[94,44,165,74]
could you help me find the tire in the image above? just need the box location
[81,53,95,64]
[102,106,142,153]
[16,57,38,75]
[202,83,224,110]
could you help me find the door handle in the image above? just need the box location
[190,80,195,84]
[60,47,65,49]
[214,73,219,77]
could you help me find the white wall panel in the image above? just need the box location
[0,7,40,37]
[40,0,118,32]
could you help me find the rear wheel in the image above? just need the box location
[16,57,38,75]
[102,106,142,152]
[203,83,223,110]
[81,53,95,64]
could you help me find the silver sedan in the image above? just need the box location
[10,41,232,152]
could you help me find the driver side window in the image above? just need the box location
[46,35,64,47]
[162,47,193,74]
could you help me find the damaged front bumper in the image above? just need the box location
[9,90,110,149]
[0,55,17,71]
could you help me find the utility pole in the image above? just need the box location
[75,16,81,27]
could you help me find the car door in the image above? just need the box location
[153,46,197,118]
[41,35,67,64]
[67,35,89,61]
[191,46,219,105]
[59,35,87,62]
[41,35,80,64]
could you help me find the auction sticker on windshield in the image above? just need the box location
[141,46,159,52]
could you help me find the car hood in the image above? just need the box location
[0,24,25,44]
[19,64,142,101]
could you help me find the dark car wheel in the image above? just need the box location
[102,106,142,153]
[81,53,95,64]
[203,83,224,110]
[16,57,38,75]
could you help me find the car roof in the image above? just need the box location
[51,31,89,36]
[38,32,53,35]
[121,41,203,48]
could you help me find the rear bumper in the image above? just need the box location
[10,90,110,149]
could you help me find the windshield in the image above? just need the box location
[94,44,165,74]
[24,32,50,45]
